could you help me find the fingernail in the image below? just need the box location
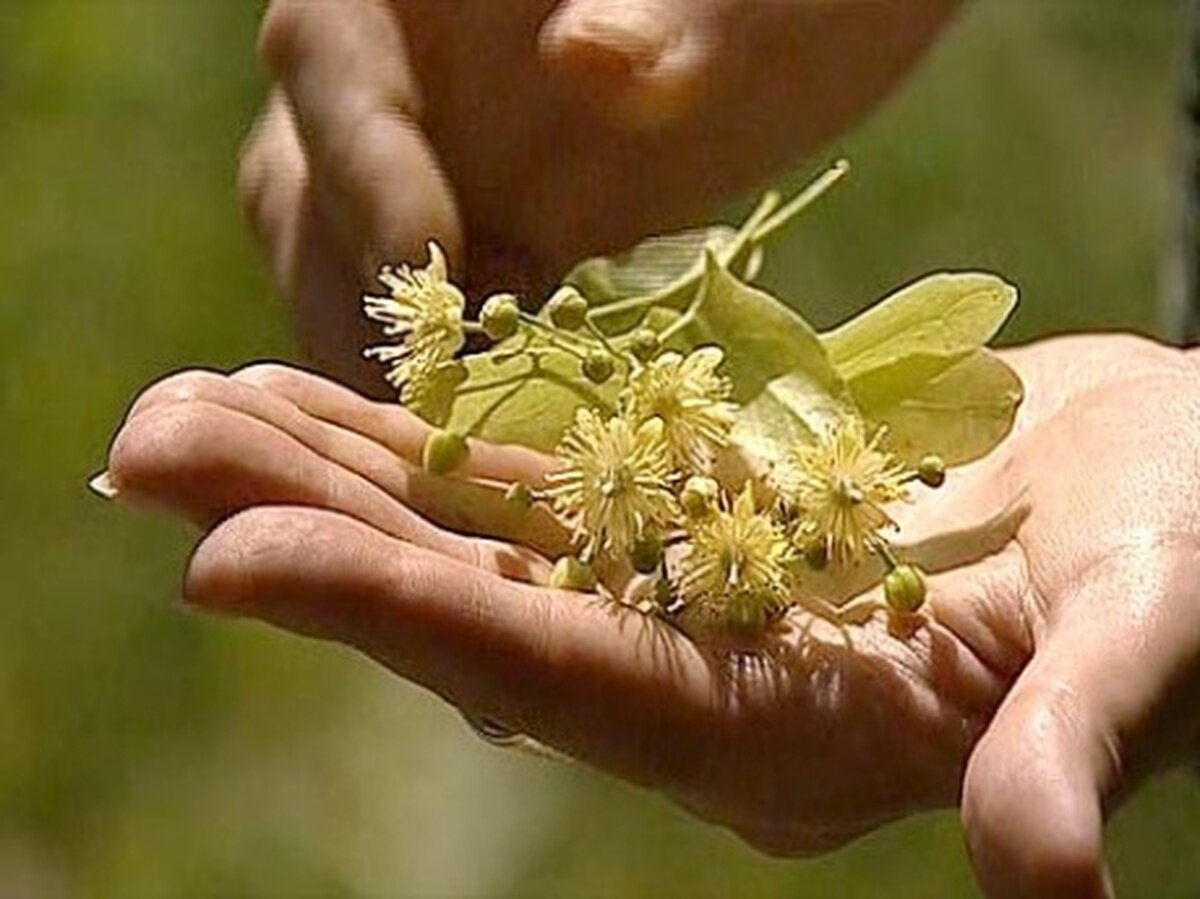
[87,470,119,501]
[553,1,683,72]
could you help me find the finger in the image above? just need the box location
[239,90,383,392]
[961,542,1200,898]
[230,363,553,487]
[260,0,461,274]
[539,0,719,128]
[186,505,717,791]
[123,367,568,556]
[108,391,550,583]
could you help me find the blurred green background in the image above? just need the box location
[1,1,1197,896]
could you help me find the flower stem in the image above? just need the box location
[751,159,850,244]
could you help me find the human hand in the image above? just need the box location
[239,0,959,389]
[99,333,1200,897]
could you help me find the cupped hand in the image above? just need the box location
[239,0,959,389]
[101,334,1200,897]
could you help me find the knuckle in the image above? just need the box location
[127,370,227,420]
[258,0,306,80]
[236,95,305,243]
[231,362,298,393]
[237,124,274,223]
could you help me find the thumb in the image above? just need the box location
[539,0,720,127]
[961,544,1200,898]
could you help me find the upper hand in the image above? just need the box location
[238,0,959,389]
[102,333,1200,897]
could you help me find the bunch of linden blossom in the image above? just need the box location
[360,163,1022,636]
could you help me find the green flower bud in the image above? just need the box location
[546,286,589,331]
[631,329,661,362]
[652,577,676,611]
[917,455,947,488]
[884,564,927,615]
[504,481,535,510]
[680,475,719,518]
[422,430,470,475]
[550,555,597,592]
[804,541,829,572]
[479,293,520,341]
[630,534,664,575]
[582,350,615,384]
[440,360,469,387]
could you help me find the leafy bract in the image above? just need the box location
[563,227,738,306]
[577,193,781,336]
[441,343,621,451]
[670,254,853,464]
[850,349,1023,466]
[820,273,1021,464]
[823,272,1017,378]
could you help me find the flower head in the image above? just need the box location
[545,408,679,560]
[623,347,735,473]
[677,485,793,628]
[773,417,910,565]
[363,242,465,409]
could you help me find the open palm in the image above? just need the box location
[104,333,1200,895]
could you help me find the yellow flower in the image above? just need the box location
[774,417,910,565]
[363,242,465,408]
[677,485,793,628]
[545,408,678,560]
[623,347,735,473]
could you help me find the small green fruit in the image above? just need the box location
[582,350,615,384]
[440,361,469,387]
[804,541,829,571]
[546,286,589,331]
[652,577,676,611]
[480,293,520,341]
[630,534,664,575]
[917,455,947,488]
[550,556,597,592]
[680,476,719,518]
[422,430,470,475]
[631,329,661,362]
[884,564,927,615]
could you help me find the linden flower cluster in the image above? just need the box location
[362,241,946,633]
[362,242,466,409]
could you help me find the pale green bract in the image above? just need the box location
[421,184,1022,466]
[364,162,1026,633]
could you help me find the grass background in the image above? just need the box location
[1,1,1197,896]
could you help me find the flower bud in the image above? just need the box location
[883,564,926,615]
[550,555,597,592]
[917,455,946,488]
[480,293,520,341]
[652,577,676,611]
[546,286,589,331]
[440,360,469,387]
[422,430,470,475]
[631,329,661,362]
[804,541,829,571]
[630,534,664,575]
[680,476,719,518]
[504,481,535,510]
[582,350,615,384]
